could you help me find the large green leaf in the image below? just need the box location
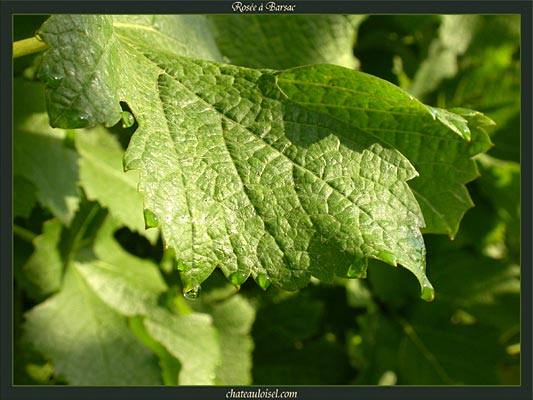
[112,15,223,62]
[37,15,489,297]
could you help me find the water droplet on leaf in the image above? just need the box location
[183,285,201,300]
[420,278,435,302]
[47,73,63,88]
[256,274,271,290]
[143,208,160,228]
[346,262,367,278]
[60,110,91,129]
[176,260,186,271]
[78,112,90,124]
[38,64,63,88]
[121,111,135,128]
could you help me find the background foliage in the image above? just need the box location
[13,14,520,386]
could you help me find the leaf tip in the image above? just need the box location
[229,270,249,288]
[256,273,272,290]
[377,251,398,267]
[123,157,142,172]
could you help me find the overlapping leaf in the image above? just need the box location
[23,261,163,385]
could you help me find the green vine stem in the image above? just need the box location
[13,224,37,243]
[13,36,48,58]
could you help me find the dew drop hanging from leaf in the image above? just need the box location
[183,285,201,300]
[121,111,135,128]
[38,63,63,89]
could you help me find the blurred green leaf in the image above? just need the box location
[143,310,220,385]
[209,15,365,69]
[199,295,256,385]
[76,126,159,243]
[13,176,37,219]
[409,15,480,98]
[23,262,162,385]
[252,291,354,384]
[16,218,63,300]
[13,79,80,225]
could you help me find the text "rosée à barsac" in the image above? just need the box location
[232,2,297,12]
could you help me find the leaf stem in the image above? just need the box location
[13,37,48,59]
[13,224,37,243]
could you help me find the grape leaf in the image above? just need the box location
[75,216,224,385]
[13,175,37,219]
[23,262,162,385]
[195,294,256,385]
[209,15,365,69]
[37,14,491,297]
[356,236,519,385]
[13,79,80,225]
[17,218,63,300]
[408,15,480,98]
[252,293,353,384]
[112,15,223,62]
[143,310,220,385]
